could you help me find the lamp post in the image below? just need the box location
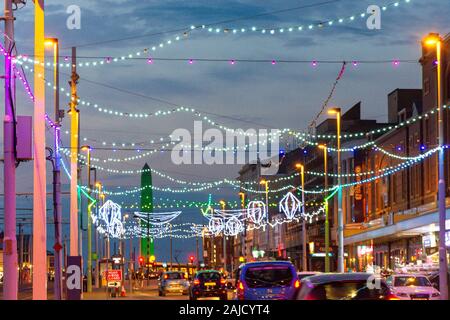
[33,0,47,300]
[94,181,102,288]
[260,179,270,257]
[122,214,129,291]
[239,192,246,260]
[81,145,93,293]
[423,33,448,300]
[328,107,344,272]
[44,37,63,299]
[319,144,330,272]
[295,164,307,271]
[219,200,227,274]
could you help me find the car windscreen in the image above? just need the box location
[165,273,183,280]
[198,272,221,281]
[394,276,431,287]
[244,266,293,288]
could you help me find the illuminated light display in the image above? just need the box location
[278,192,302,220]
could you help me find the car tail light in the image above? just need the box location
[220,279,226,285]
[294,280,300,289]
[163,274,168,279]
[193,279,200,285]
[236,281,245,300]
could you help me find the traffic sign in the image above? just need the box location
[104,270,122,282]
[53,242,62,251]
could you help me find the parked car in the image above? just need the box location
[189,270,228,300]
[158,271,189,296]
[235,261,299,300]
[386,274,440,300]
[296,273,397,300]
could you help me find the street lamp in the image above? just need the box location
[259,180,269,220]
[219,200,227,274]
[328,107,344,272]
[239,192,246,259]
[295,163,307,271]
[423,33,448,300]
[81,145,93,293]
[260,179,271,259]
[44,37,63,300]
[319,144,330,272]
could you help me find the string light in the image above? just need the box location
[14,0,415,70]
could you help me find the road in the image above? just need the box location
[83,279,235,300]
[1,280,234,300]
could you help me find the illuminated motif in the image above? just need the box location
[278,192,302,220]
[98,200,124,238]
[225,216,244,236]
[247,201,267,224]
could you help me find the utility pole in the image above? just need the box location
[169,223,173,270]
[129,234,133,293]
[69,46,79,256]
[33,0,47,300]
[81,145,92,293]
[45,37,63,300]
[196,233,200,270]
[2,0,18,300]
[423,33,449,300]
[19,223,23,286]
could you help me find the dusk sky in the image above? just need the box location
[1,0,450,261]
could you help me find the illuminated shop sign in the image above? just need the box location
[357,245,373,257]
[422,233,437,248]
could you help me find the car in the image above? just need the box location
[428,271,450,297]
[189,270,228,300]
[386,274,440,300]
[158,271,189,296]
[296,273,398,300]
[235,261,299,300]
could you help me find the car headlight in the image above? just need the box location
[396,292,409,297]
[432,293,440,297]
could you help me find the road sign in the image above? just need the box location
[104,270,122,282]
[53,242,62,252]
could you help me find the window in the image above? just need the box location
[165,272,184,280]
[198,272,222,281]
[244,266,293,288]
[394,276,432,287]
[398,109,407,123]
[307,280,388,300]
[424,78,430,96]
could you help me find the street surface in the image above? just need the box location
[82,280,235,300]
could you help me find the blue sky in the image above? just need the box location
[1,0,450,261]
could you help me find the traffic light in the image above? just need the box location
[189,255,195,263]
[138,256,144,266]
